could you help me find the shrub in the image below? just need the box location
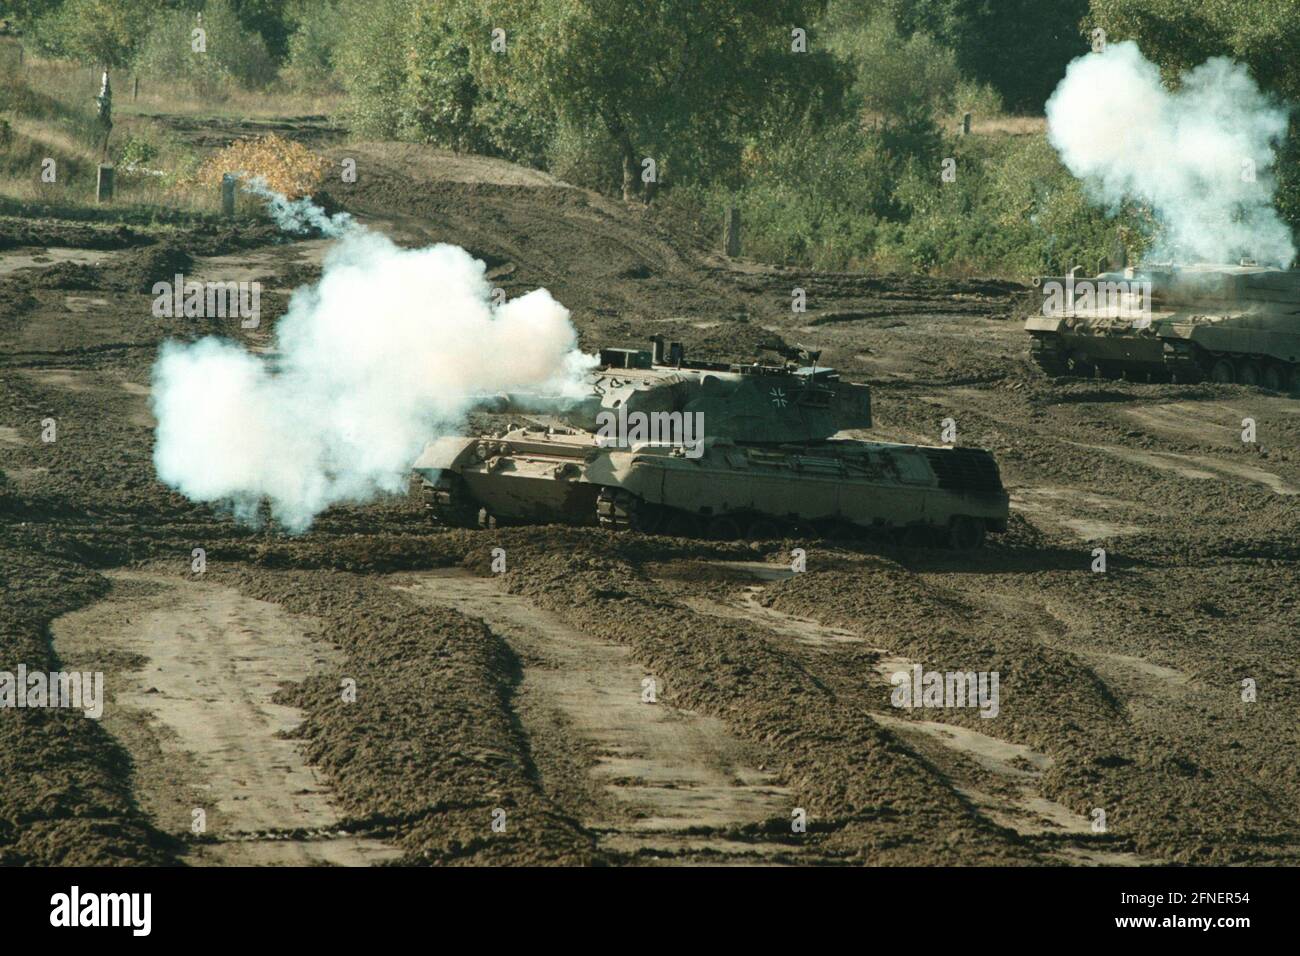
[115,134,157,169]
[284,0,345,91]
[134,0,276,97]
[188,132,329,198]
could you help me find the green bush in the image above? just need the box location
[134,0,276,96]
[879,134,1150,276]
[115,134,157,168]
[694,112,1151,278]
[26,0,154,68]
[333,0,407,138]
[826,6,963,123]
[284,0,344,90]
[336,0,547,161]
[693,120,896,270]
[883,0,1091,112]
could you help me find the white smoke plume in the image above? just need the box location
[152,211,594,532]
[1046,41,1294,267]
[240,176,353,236]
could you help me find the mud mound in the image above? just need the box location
[0,216,147,252]
[17,260,102,290]
[758,553,975,635]
[109,244,196,293]
[181,220,284,256]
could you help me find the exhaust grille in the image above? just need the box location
[923,448,1005,495]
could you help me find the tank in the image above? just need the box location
[411,338,1010,549]
[1025,263,1300,390]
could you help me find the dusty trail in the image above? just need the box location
[51,571,400,866]
[396,570,793,863]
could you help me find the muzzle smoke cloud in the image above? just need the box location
[152,204,592,531]
[1046,41,1294,267]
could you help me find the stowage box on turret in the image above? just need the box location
[412,338,1009,549]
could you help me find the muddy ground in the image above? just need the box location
[1,136,1297,866]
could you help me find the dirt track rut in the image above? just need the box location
[397,569,793,863]
[51,571,400,866]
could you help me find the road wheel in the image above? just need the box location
[1261,363,1284,392]
[947,516,986,551]
[705,515,742,541]
[1210,358,1235,383]
[1236,360,1262,387]
[745,517,786,542]
[664,512,699,538]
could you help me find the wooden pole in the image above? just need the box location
[723,206,740,257]
[221,173,236,217]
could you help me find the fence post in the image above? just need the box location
[723,206,741,257]
[961,112,972,136]
[96,164,114,203]
[221,173,236,217]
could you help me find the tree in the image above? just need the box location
[0,0,62,24]
[35,0,154,68]
[232,0,292,60]
[472,0,846,200]
[1090,0,1300,98]
[882,0,1091,112]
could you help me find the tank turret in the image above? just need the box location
[487,338,872,444]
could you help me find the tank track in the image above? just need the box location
[594,487,987,549]
[596,488,640,530]
[421,474,480,528]
[1028,334,1069,376]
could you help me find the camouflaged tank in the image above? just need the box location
[1025,263,1300,390]
[412,339,1009,548]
